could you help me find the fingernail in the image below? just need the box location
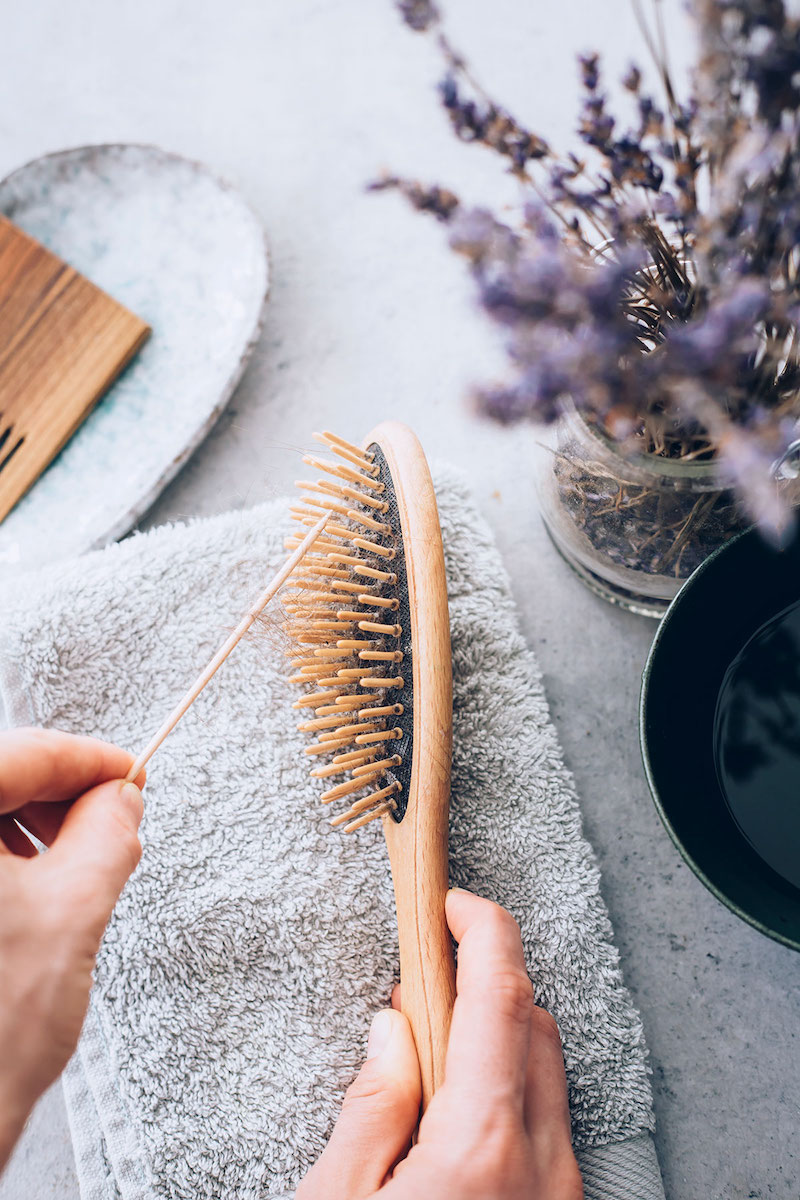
[367,1009,394,1060]
[119,782,144,826]
[448,886,472,896]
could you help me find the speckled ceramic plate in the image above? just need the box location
[0,144,269,570]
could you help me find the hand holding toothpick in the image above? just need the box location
[125,511,330,782]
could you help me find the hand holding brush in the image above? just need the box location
[0,742,580,1198]
[297,889,582,1200]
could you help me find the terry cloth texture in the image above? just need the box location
[0,465,664,1200]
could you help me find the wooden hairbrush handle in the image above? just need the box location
[384,781,455,1109]
[367,422,456,1112]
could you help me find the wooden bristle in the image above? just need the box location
[353,536,395,559]
[302,454,384,492]
[298,714,358,732]
[358,594,400,608]
[353,754,402,776]
[328,555,365,568]
[320,772,383,803]
[341,801,396,832]
[304,739,353,756]
[329,782,402,830]
[356,727,403,744]
[341,485,388,511]
[322,721,378,740]
[331,580,375,594]
[314,700,361,715]
[311,760,355,779]
[359,704,404,719]
[291,690,341,709]
[332,747,378,765]
[283,430,411,829]
[313,431,378,475]
[359,621,402,636]
[311,749,377,778]
[354,566,395,582]
[303,495,351,517]
[320,429,374,460]
[348,510,391,535]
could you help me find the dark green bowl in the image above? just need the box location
[640,523,800,951]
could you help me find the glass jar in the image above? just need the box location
[535,406,750,618]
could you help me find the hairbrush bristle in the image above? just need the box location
[285,430,413,832]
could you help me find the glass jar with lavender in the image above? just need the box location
[535,405,751,618]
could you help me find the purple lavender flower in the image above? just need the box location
[437,73,549,168]
[395,0,439,32]
[368,175,459,220]
[579,53,600,91]
[623,65,642,92]
[663,280,770,377]
[717,428,790,540]
[385,0,800,536]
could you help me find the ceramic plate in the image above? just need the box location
[0,144,269,570]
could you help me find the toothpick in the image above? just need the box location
[125,510,331,782]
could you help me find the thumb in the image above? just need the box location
[43,779,144,934]
[298,1008,421,1199]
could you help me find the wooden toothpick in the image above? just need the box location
[125,510,330,782]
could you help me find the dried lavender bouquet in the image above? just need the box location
[381,0,800,610]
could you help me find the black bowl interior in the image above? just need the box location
[641,524,800,950]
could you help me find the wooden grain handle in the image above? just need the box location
[385,789,455,1109]
[364,421,456,1112]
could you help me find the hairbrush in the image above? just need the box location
[284,421,456,1110]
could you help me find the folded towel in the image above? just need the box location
[0,465,664,1200]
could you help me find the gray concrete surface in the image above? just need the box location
[1,1,798,1197]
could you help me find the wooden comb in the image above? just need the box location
[0,214,150,525]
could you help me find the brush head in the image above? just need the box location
[284,429,417,832]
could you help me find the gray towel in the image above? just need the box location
[0,465,664,1200]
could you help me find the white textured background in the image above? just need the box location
[0,2,797,1198]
